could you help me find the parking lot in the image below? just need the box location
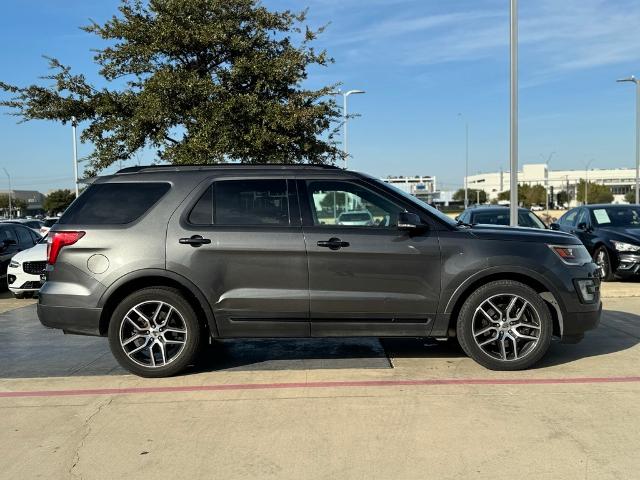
[1,287,639,480]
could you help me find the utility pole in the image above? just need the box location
[509,0,519,226]
[617,76,640,204]
[2,168,12,219]
[72,117,80,198]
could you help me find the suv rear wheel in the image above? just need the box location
[108,287,202,377]
[456,280,552,370]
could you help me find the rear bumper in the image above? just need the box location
[37,303,102,336]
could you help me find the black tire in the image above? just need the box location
[108,287,202,378]
[593,246,615,282]
[13,292,25,299]
[456,280,552,371]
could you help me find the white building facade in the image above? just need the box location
[465,163,637,206]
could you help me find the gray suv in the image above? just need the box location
[38,165,601,377]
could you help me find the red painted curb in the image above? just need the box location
[2,376,640,398]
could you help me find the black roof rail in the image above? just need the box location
[115,164,343,174]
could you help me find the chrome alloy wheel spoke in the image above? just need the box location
[472,294,541,362]
[119,300,188,368]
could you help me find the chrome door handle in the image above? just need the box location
[317,237,350,250]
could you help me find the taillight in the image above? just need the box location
[47,231,85,265]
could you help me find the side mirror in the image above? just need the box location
[549,223,560,231]
[398,212,424,231]
[454,215,460,221]
[576,222,589,231]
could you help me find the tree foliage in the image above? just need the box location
[44,189,76,214]
[625,190,637,204]
[0,194,26,212]
[576,180,613,204]
[453,188,486,204]
[497,184,546,207]
[0,0,345,175]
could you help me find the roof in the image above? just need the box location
[115,164,342,174]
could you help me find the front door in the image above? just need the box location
[298,179,441,337]
[166,178,309,337]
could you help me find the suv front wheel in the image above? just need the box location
[108,287,202,377]
[456,280,552,370]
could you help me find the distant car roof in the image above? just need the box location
[466,207,532,213]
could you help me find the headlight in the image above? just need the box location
[9,260,20,268]
[548,244,592,265]
[611,241,640,252]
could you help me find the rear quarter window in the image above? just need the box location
[58,183,170,225]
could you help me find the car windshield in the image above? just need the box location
[339,212,371,221]
[592,206,640,227]
[471,210,545,229]
[376,179,458,226]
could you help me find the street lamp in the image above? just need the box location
[541,151,555,217]
[617,76,640,204]
[458,113,470,208]
[333,90,365,169]
[583,159,594,205]
[509,0,519,226]
[71,116,80,198]
[2,168,12,219]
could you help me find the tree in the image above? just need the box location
[576,180,613,204]
[453,188,487,204]
[497,184,546,207]
[556,190,569,207]
[0,194,26,217]
[625,190,637,204]
[44,189,76,214]
[0,0,344,175]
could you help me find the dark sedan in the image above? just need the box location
[457,206,547,229]
[551,204,640,281]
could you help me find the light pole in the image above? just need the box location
[617,76,640,204]
[509,0,519,226]
[2,168,12,219]
[458,114,470,208]
[583,159,594,205]
[71,117,80,198]
[542,151,555,218]
[333,90,365,169]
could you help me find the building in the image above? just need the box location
[382,175,436,202]
[465,163,637,206]
[0,189,46,217]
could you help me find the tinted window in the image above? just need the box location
[0,226,17,243]
[560,209,578,226]
[58,183,170,225]
[307,180,403,228]
[14,226,33,248]
[189,185,214,225]
[592,206,640,227]
[204,180,290,226]
[44,219,58,227]
[575,209,590,227]
[24,221,42,229]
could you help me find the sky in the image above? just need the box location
[1,0,640,192]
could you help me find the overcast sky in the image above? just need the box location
[1,0,639,192]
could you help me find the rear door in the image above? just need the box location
[166,177,309,337]
[298,177,441,337]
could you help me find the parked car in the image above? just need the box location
[1,218,44,235]
[551,204,640,281]
[38,165,601,377]
[337,210,374,226]
[457,206,547,229]
[7,237,47,298]
[0,223,41,289]
[39,217,59,236]
[530,205,544,211]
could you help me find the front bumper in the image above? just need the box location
[37,303,102,336]
[559,301,602,343]
[614,252,640,277]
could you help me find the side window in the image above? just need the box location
[0,227,17,244]
[575,209,589,227]
[306,180,404,228]
[189,180,290,226]
[15,227,33,249]
[560,209,578,226]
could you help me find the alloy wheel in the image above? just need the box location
[595,249,609,278]
[119,300,188,368]
[472,293,541,361]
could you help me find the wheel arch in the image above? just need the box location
[98,269,218,338]
[444,269,564,338]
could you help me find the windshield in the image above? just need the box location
[375,179,458,226]
[592,206,640,227]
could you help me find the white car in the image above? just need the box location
[39,217,59,236]
[7,241,47,298]
[530,205,544,211]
